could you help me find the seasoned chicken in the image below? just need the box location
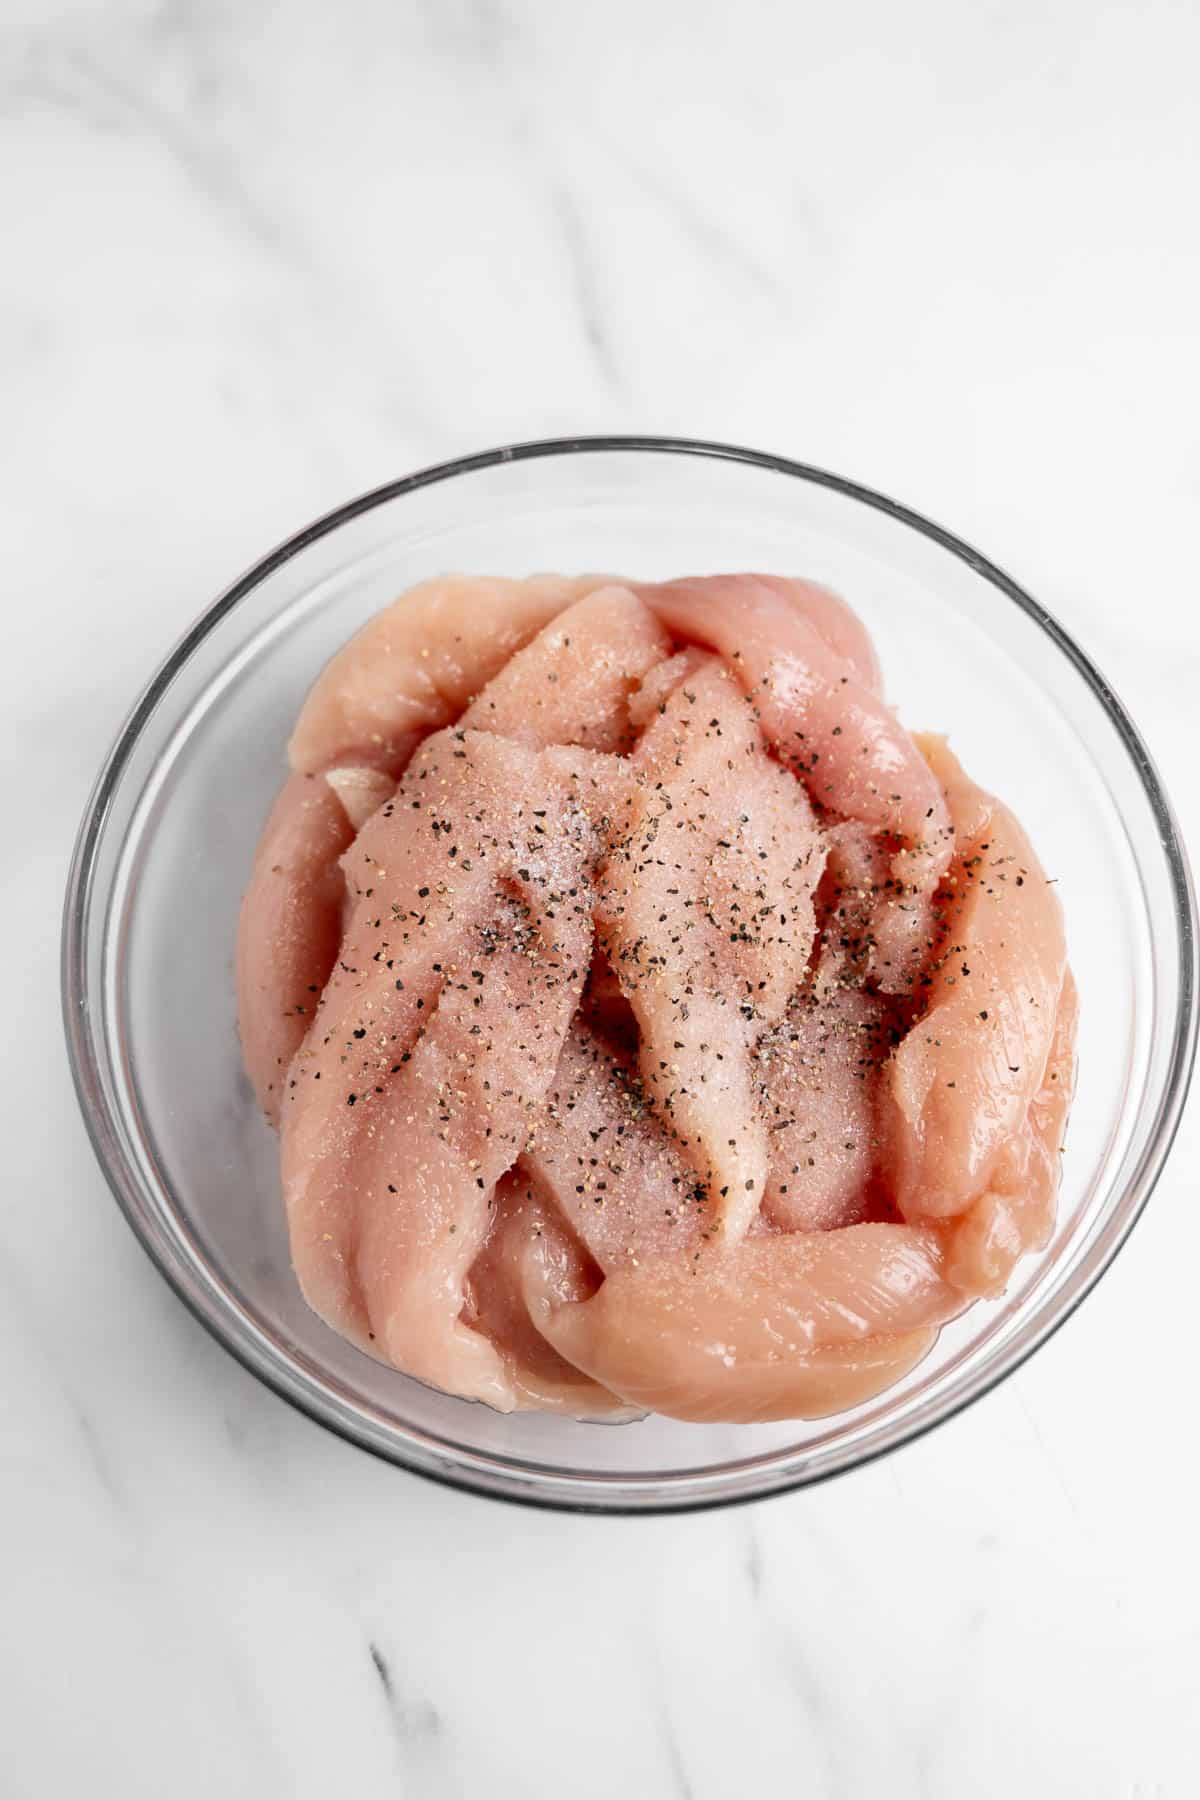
[238,572,1075,1423]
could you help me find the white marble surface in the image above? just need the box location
[5,1,1200,1793]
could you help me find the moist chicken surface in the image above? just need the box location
[238,573,1075,1422]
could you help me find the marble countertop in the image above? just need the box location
[7,2,1200,1793]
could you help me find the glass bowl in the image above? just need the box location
[62,437,1197,1513]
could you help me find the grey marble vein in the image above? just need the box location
[549,180,622,391]
[368,1639,442,1743]
[614,146,798,310]
[4,43,308,271]
[742,1511,765,1600]
[0,1248,127,1513]
[1014,1388,1084,1524]
[655,1690,699,1800]
[774,1636,849,1800]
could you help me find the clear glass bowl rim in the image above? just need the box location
[61,434,1199,1514]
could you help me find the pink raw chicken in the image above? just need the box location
[237,766,392,1123]
[238,569,1077,1425]
[461,584,670,750]
[883,735,1070,1292]
[755,968,897,1234]
[280,729,600,1408]
[595,654,824,1243]
[463,1173,632,1417]
[322,765,396,831]
[945,971,1078,1296]
[525,1224,964,1423]
[523,1020,709,1269]
[288,574,605,776]
[639,574,952,890]
[818,819,937,999]
[754,574,885,694]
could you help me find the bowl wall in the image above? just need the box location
[64,440,1197,1510]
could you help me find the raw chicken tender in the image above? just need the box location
[237,766,392,1123]
[756,970,897,1234]
[523,1020,709,1269]
[279,729,598,1407]
[595,654,823,1243]
[461,584,670,750]
[526,1225,963,1423]
[463,1173,633,1417]
[883,737,1069,1230]
[289,574,605,776]
[238,572,1076,1424]
[638,575,952,889]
